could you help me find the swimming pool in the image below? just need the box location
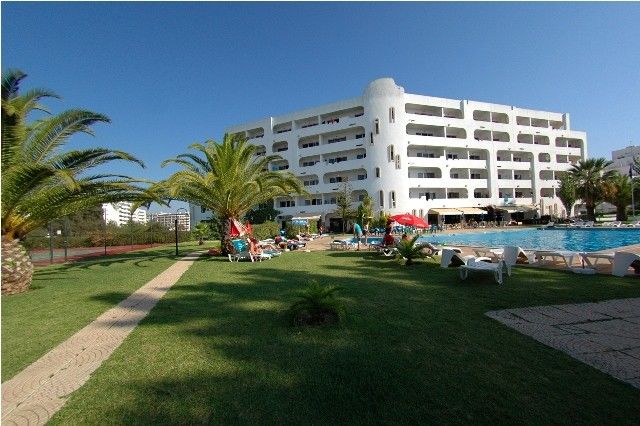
[417,228,640,252]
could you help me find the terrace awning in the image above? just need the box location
[496,205,536,213]
[429,208,462,216]
[291,214,321,220]
[456,207,487,215]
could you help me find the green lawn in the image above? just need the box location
[1,242,204,380]
[46,251,640,424]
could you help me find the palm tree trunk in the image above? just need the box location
[1,236,34,295]
[585,204,596,222]
[616,205,628,222]
[221,217,233,256]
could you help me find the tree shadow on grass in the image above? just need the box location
[54,254,640,424]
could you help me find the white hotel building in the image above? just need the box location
[192,78,587,229]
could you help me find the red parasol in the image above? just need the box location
[389,213,429,228]
[229,218,248,237]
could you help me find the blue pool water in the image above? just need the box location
[416,228,640,252]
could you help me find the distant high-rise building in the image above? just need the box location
[102,202,148,226]
[148,212,190,231]
[608,145,640,176]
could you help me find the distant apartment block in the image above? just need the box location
[191,78,588,227]
[102,202,148,226]
[148,212,191,231]
[608,145,639,176]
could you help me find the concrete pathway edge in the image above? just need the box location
[1,252,203,426]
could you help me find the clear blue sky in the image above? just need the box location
[3,2,639,211]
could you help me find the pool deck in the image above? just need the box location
[308,227,640,276]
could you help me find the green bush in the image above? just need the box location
[251,221,281,240]
[395,235,429,266]
[288,281,345,326]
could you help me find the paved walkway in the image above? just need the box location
[486,298,640,390]
[1,252,202,425]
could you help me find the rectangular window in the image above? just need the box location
[370,132,374,145]
[451,173,459,179]
[375,167,380,178]
[356,153,366,159]
[469,154,481,160]
[279,200,295,207]
[515,191,524,198]
[395,155,401,169]
[448,192,460,199]
[355,133,365,139]
[375,119,380,134]
[379,190,384,207]
[419,209,424,217]
[514,174,522,180]
[357,174,367,180]
[389,107,395,123]
[447,153,458,160]
[471,173,482,179]
[412,209,417,216]
[390,191,396,208]
[328,136,347,144]
[388,145,395,162]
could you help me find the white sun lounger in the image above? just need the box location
[472,247,503,262]
[534,250,579,268]
[579,252,615,267]
[612,252,640,277]
[426,242,462,256]
[440,249,490,269]
[459,259,509,285]
[502,246,537,266]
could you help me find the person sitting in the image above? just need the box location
[382,233,395,247]
[247,237,263,255]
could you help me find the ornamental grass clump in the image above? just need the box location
[288,281,344,326]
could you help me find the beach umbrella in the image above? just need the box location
[389,213,429,228]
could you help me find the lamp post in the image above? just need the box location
[175,207,188,256]
[103,205,107,256]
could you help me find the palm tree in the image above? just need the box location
[1,69,154,294]
[603,173,632,221]
[395,235,428,266]
[156,134,305,254]
[568,158,615,222]
[557,173,577,217]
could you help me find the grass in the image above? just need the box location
[44,251,640,424]
[1,241,204,380]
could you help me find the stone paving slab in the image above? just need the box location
[1,252,202,426]
[486,298,640,390]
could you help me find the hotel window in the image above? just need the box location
[370,132,374,145]
[471,173,482,179]
[448,192,460,199]
[279,200,295,207]
[447,153,458,160]
[374,119,380,134]
[375,167,381,178]
[451,173,459,179]
[379,190,384,207]
[412,209,417,216]
[388,145,395,162]
[357,174,367,180]
[515,191,524,198]
[355,133,365,139]
[419,209,424,217]
[390,191,396,208]
[389,107,395,123]
[395,155,401,169]
[356,153,366,159]
[469,154,481,160]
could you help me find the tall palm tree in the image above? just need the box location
[1,69,154,294]
[156,134,306,254]
[568,158,615,222]
[603,173,632,221]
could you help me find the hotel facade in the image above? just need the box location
[191,78,587,229]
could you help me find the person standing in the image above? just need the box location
[363,223,369,245]
[353,222,363,251]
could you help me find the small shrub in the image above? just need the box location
[395,235,427,266]
[288,281,345,326]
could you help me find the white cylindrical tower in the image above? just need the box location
[362,78,407,215]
